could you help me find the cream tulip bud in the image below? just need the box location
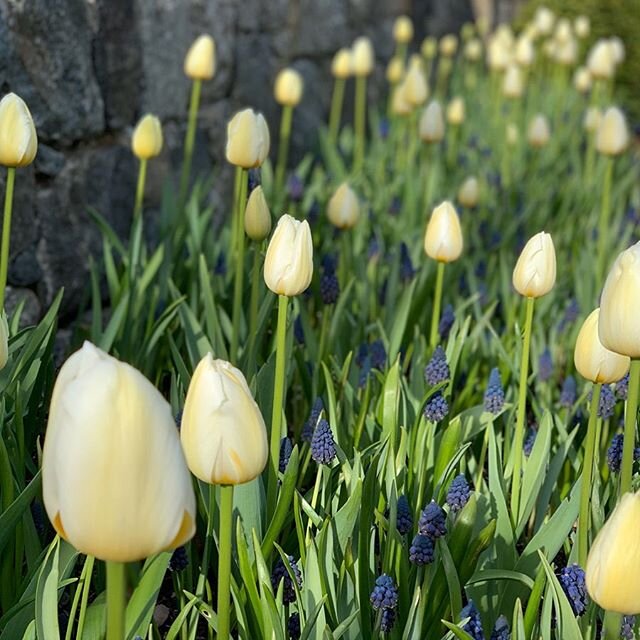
[244,186,272,241]
[0,93,37,168]
[419,100,445,143]
[131,114,163,160]
[527,114,550,148]
[393,15,414,44]
[446,97,465,125]
[599,242,640,357]
[586,491,640,614]
[264,214,313,296]
[512,231,556,298]
[506,123,519,146]
[439,34,458,57]
[503,65,524,99]
[42,342,195,562]
[458,176,479,208]
[515,36,535,67]
[327,182,360,229]
[574,16,590,39]
[0,312,8,370]
[184,35,216,80]
[386,57,404,84]
[609,37,625,65]
[332,48,352,79]
[588,40,615,80]
[575,309,630,383]
[421,37,437,59]
[554,18,572,44]
[274,68,304,107]
[464,38,482,62]
[391,82,412,116]
[424,201,463,263]
[584,107,602,134]
[596,107,629,156]
[181,355,268,485]
[404,56,428,106]
[555,37,577,66]
[487,37,511,72]
[574,67,592,94]
[495,24,515,48]
[534,6,555,35]
[352,36,375,76]
[225,109,270,169]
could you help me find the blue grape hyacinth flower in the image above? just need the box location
[446,474,471,513]
[310,418,336,465]
[418,501,447,538]
[425,345,450,385]
[370,574,398,610]
[484,367,505,415]
[558,564,589,617]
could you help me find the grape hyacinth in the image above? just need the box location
[169,546,189,572]
[409,534,435,565]
[370,574,398,610]
[523,428,537,457]
[559,375,577,408]
[399,242,415,282]
[484,368,505,415]
[288,613,301,640]
[617,372,630,400]
[279,437,293,473]
[621,615,635,640]
[214,252,227,276]
[606,433,640,473]
[370,339,387,371]
[294,315,304,344]
[380,607,396,633]
[320,258,340,305]
[558,297,580,331]
[302,398,324,443]
[310,418,337,465]
[558,564,589,617]
[424,392,449,423]
[247,168,261,191]
[425,345,450,385]
[439,304,455,340]
[490,615,511,640]
[418,501,447,538]
[538,348,553,382]
[446,474,471,514]
[287,174,304,202]
[460,600,484,640]
[395,495,413,535]
[597,384,616,420]
[271,555,303,605]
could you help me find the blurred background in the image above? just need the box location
[0,0,637,323]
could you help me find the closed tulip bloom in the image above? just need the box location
[527,114,550,148]
[574,15,590,39]
[0,312,8,370]
[131,114,163,160]
[487,37,511,72]
[574,67,592,94]
[393,15,413,44]
[464,38,482,62]
[184,34,216,80]
[554,18,572,44]
[421,37,437,59]
[332,48,352,79]
[574,309,630,383]
[275,68,304,107]
[609,37,625,65]
[404,56,428,106]
[42,342,196,562]
[515,36,535,67]
[264,214,313,296]
[586,491,640,614]
[588,40,615,80]
[584,107,602,134]
[386,57,405,84]
[503,65,524,99]
[495,24,515,48]
[599,242,640,357]
[0,93,37,168]
[244,186,271,241]
[446,97,465,125]
[506,123,519,146]
[534,6,555,35]
[555,37,577,66]
[439,34,458,57]
[596,107,629,156]
[419,100,445,143]
[327,182,360,229]
[181,355,268,485]
[391,82,412,116]
[352,36,375,76]
[424,201,463,263]
[458,176,479,208]
[512,231,556,298]
[226,109,270,169]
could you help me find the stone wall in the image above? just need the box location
[0,0,472,321]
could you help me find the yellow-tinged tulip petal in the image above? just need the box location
[225,109,270,169]
[264,214,313,296]
[574,309,630,384]
[503,65,524,99]
[131,114,163,160]
[393,15,413,44]
[512,231,556,298]
[274,68,304,107]
[534,6,555,35]
[599,242,640,357]
[327,182,360,229]
[424,201,463,263]
[458,176,479,208]
[584,107,602,134]
[464,39,482,62]
[446,97,465,125]
[42,342,196,562]
[386,57,405,84]
[574,67,591,94]
[439,34,458,57]
[596,107,629,156]
[391,81,412,117]
[0,93,37,168]
[181,355,268,485]
[527,114,550,148]
[421,37,437,59]
[586,491,640,614]
[574,15,590,39]
[515,36,535,67]
[184,34,216,80]
[332,48,352,79]
[419,100,445,143]
[244,186,271,241]
[587,40,615,80]
[352,36,374,76]
[404,56,428,107]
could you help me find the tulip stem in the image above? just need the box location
[354,76,367,173]
[133,158,147,220]
[511,296,535,522]
[105,561,125,640]
[597,156,614,280]
[217,485,234,640]
[0,167,15,311]
[275,105,293,198]
[429,262,445,348]
[578,383,601,567]
[179,79,202,210]
[603,611,621,640]
[248,242,262,354]
[268,294,289,516]
[329,78,345,145]
[620,359,640,496]
[231,168,248,362]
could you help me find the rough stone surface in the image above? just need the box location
[0,0,472,323]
